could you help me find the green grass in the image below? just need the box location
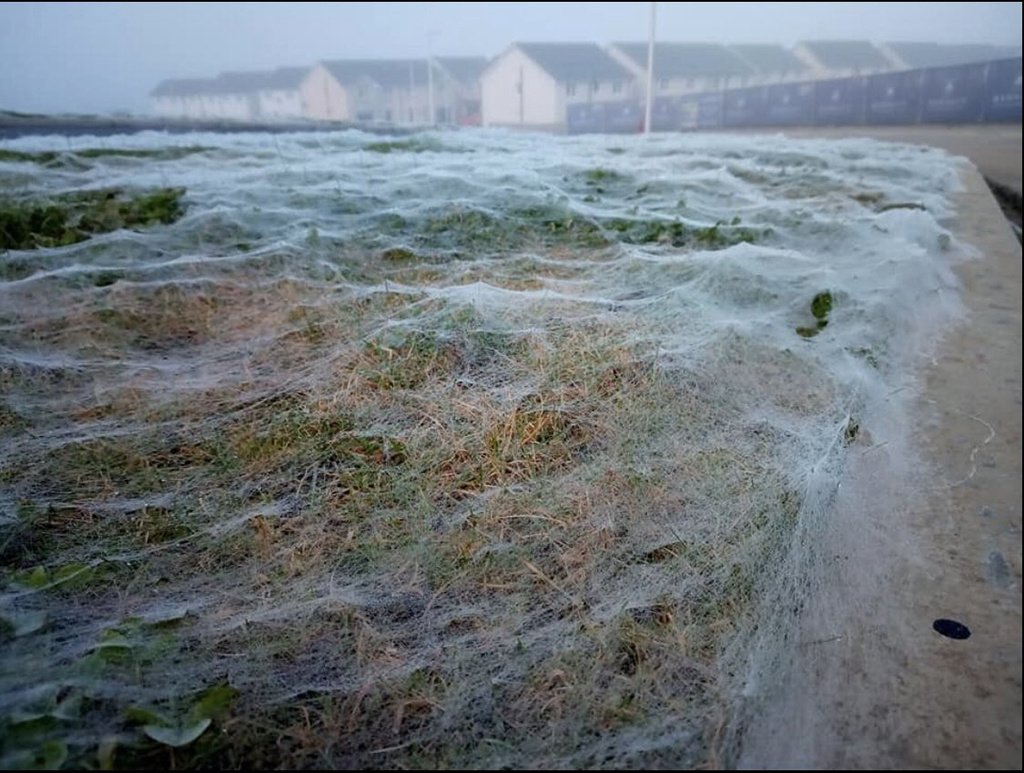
[0,146,211,166]
[0,159,820,770]
[364,138,447,154]
[602,215,764,248]
[1,187,186,250]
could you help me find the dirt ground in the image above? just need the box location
[734,150,1022,769]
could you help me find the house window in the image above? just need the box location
[612,80,621,94]
[565,82,576,97]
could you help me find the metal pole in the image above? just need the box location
[644,2,657,135]
[409,61,415,125]
[427,31,437,125]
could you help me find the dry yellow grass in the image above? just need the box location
[1,228,806,770]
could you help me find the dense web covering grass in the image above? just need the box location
[0,129,966,768]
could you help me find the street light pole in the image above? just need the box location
[427,31,437,126]
[644,1,657,135]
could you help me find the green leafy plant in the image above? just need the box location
[797,290,835,338]
[125,683,237,749]
[0,690,81,770]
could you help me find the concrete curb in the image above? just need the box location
[737,163,1021,769]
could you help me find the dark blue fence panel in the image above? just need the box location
[605,101,644,133]
[814,77,866,126]
[566,103,603,134]
[567,101,645,134]
[676,96,700,129]
[695,92,723,128]
[865,70,921,125]
[920,62,987,123]
[677,93,723,129]
[723,87,766,127]
[763,82,815,126]
[983,57,1022,122]
[670,55,1017,132]
[651,96,682,132]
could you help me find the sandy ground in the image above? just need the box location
[736,152,1022,768]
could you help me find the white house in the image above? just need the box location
[199,72,264,121]
[608,42,754,97]
[792,41,893,79]
[374,60,442,125]
[727,44,811,85]
[300,58,485,125]
[879,42,1023,71]
[363,60,432,124]
[301,60,429,124]
[149,79,212,119]
[150,69,309,122]
[256,67,308,120]
[435,57,488,125]
[301,61,382,122]
[481,42,635,131]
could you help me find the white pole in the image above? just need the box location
[644,1,657,135]
[427,31,437,126]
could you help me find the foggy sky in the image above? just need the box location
[0,2,1020,115]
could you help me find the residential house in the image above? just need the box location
[880,42,1023,70]
[608,42,753,96]
[727,44,811,84]
[149,78,212,119]
[150,69,309,121]
[372,58,484,125]
[301,60,385,122]
[480,42,635,131]
[197,71,269,120]
[793,40,893,78]
[435,57,488,125]
[301,58,478,125]
[256,67,308,119]
[366,60,434,124]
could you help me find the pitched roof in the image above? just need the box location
[886,42,1022,69]
[728,44,808,75]
[151,68,307,99]
[612,42,753,78]
[263,66,309,90]
[515,43,631,82]
[435,56,488,85]
[150,78,212,98]
[207,71,275,95]
[798,40,890,70]
[322,59,431,89]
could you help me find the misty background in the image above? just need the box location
[1,1,1021,115]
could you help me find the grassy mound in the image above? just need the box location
[0,187,186,251]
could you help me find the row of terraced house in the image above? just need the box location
[150,40,1021,131]
[151,57,487,126]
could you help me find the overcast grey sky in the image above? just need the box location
[0,2,1020,114]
